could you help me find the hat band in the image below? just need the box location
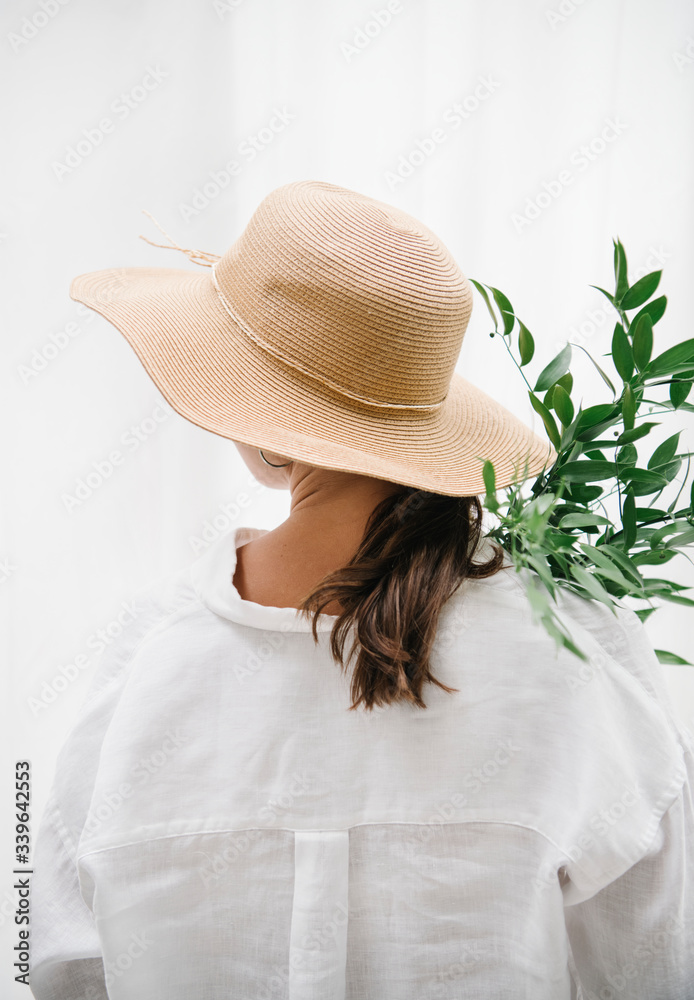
[210,265,448,412]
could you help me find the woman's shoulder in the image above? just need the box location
[440,534,689,747]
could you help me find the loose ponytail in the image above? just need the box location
[297,487,505,712]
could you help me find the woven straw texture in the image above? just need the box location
[69,179,557,496]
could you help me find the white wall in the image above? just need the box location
[2,1,694,991]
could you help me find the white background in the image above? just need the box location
[2,0,694,992]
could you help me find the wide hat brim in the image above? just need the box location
[69,266,557,497]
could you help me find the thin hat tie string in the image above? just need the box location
[138,209,222,268]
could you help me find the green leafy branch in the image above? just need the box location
[470,238,694,667]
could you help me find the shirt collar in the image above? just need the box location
[190,525,340,633]
[190,524,509,634]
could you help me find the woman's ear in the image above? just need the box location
[232,441,293,490]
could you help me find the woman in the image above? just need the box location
[29,180,693,999]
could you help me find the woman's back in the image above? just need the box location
[28,525,693,999]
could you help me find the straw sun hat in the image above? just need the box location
[69,179,557,496]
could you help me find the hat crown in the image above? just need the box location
[213,181,473,409]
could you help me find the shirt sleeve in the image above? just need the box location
[29,792,108,1000]
[564,744,694,998]
[29,567,195,999]
[560,602,694,997]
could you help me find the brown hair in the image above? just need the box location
[297,487,505,712]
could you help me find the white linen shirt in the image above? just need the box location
[29,525,694,999]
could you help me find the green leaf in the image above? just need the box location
[576,417,623,444]
[659,458,682,483]
[560,513,612,528]
[569,563,618,609]
[646,338,694,376]
[622,383,636,430]
[525,553,557,598]
[556,372,573,394]
[534,343,572,393]
[637,545,679,562]
[670,372,694,408]
[528,391,562,451]
[518,321,535,367]
[589,284,615,306]
[595,544,646,589]
[579,543,639,590]
[570,344,616,396]
[632,313,653,371]
[611,323,634,381]
[622,490,637,549]
[489,286,515,336]
[618,468,669,487]
[655,649,694,666]
[631,295,667,329]
[482,459,496,496]
[565,484,605,503]
[559,460,617,482]
[650,366,694,380]
[552,385,574,426]
[576,403,621,431]
[664,527,694,547]
[613,238,629,302]
[649,518,693,547]
[620,270,662,310]
[648,431,681,470]
[616,422,660,445]
[656,594,694,607]
[649,398,694,413]
[470,279,499,330]
[617,442,638,465]
[635,507,670,523]
[640,578,692,593]
[586,438,626,447]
